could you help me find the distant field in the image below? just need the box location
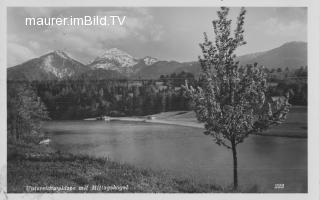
[152,106,307,138]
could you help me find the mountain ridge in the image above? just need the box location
[237,41,307,69]
[7,41,307,81]
[7,50,89,81]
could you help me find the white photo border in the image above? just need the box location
[0,0,319,200]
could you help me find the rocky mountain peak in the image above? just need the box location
[89,48,138,73]
[52,50,71,59]
[143,56,158,66]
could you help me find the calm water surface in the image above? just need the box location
[43,121,307,192]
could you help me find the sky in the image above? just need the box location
[7,7,307,67]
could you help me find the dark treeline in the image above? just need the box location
[7,83,49,143]
[267,66,307,81]
[269,79,307,105]
[7,69,307,121]
[267,66,307,105]
[8,78,195,120]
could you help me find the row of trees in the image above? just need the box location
[266,66,307,75]
[267,66,307,81]
[7,67,306,123]
[14,80,192,120]
[269,79,307,105]
[160,71,196,87]
[7,83,49,143]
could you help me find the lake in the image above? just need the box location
[43,120,307,193]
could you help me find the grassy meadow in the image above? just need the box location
[7,144,261,193]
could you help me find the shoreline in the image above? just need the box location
[83,108,307,139]
[84,116,204,129]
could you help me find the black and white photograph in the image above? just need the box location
[1,1,320,199]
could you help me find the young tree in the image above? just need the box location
[183,7,291,190]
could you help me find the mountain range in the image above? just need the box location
[7,41,307,81]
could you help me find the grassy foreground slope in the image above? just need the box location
[8,144,259,193]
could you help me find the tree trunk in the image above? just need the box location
[231,141,238,190]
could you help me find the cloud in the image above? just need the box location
[7,42,37,66]
[28,41,41,50]
[44,8,164,43]
[23,7,56,17]
[8,7,306,65]
[7,8,165,66]
[273,7,307,23]
[262,17,306,36]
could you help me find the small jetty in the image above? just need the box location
[100,116,111,121]
[148,115,156,120]
[39,139,51,145]
[84,116,111,121]
[84,115,151,122]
